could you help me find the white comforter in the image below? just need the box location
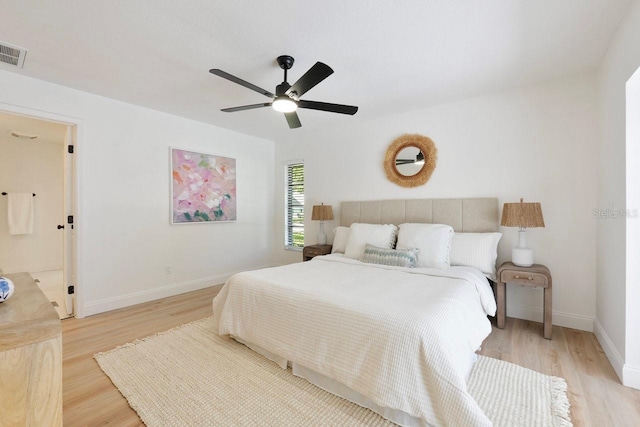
[212,254,495,426]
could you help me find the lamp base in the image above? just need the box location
[317,232,327,245]
[512,247,533,267]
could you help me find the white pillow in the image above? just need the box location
[331,226,350,254]
[450,232,502,279]
[343,223,398,260]
[396,223,453,269]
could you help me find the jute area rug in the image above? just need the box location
[95,318,572,427]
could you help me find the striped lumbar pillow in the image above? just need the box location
[362,244,419,268]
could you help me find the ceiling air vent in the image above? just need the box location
[0,41,27,68]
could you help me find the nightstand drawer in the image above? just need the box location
[500,270,547,287]
[304,248,324,257]
[302,244,332,261]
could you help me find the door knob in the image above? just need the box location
[57,225,64,230]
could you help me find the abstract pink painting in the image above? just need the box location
[171,148,236,223]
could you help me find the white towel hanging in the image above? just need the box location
[7,193,34,235]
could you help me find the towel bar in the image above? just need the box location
[1,192,36,196]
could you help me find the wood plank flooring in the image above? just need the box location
[478,318,640,427]
[62,286,222,426]
[62,286,640,426]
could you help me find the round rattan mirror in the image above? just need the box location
[384,134,437,187]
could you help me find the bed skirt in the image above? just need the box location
[232,335,432,427]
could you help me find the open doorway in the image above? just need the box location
[0,110,76,319]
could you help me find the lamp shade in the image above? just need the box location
[501,198,545,228]
[311,204,334,221]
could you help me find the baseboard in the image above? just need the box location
[623,364,640,390]
[81,264,274,317]
[593,319,624,382]
[506,303,594,332]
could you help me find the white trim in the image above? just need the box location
[593,319,624,382]
[0,101,85,318]
[81,264,274,317]
[83,276,224,317]
[0,101,82,124]
[625,65,640,392]
[506,302,594,332]
[623,364,640,390]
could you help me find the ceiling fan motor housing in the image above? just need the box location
[276,82,292,97]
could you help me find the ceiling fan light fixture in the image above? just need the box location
[272,96,298,113]
[415,151,425,166]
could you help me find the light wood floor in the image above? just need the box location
[62,286,640,427]
[479,317,640,427]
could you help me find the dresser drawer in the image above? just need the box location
[500,270,548,287]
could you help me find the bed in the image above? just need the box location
[213,198,500,427]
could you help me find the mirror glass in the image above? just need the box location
[394,146,424,176]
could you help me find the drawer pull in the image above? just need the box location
[513,275,534,280]
[515,275,519,279]
[528,277,533,280]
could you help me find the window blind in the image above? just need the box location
[285,162,304,248]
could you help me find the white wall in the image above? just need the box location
[0,69,275,317]
[597,0,640,388]
[274,72,599,332]
[0,133,64,273]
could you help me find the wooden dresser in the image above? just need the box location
[0,273,63,426]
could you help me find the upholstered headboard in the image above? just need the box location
[340,198,499,232]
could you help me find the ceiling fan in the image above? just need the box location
[396,151,425,166]
[209,55,358,129]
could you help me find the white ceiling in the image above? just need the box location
[0,0,630,141]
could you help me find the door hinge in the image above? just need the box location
[67,215,74,224]
[68,145,74,154]
[67,285,75,295]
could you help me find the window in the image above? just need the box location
[285,161,304,249]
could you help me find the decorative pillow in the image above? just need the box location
[343,223,398,260]
[363,244,419,268]
[331,226,350,254]
[396,223,453,269]
[450,232,502,278]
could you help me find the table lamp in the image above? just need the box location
[311,203,333,245]
[500,198,545,267]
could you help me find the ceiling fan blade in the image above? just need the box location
[209,69,275,98]
[221,103,272,112]
[286,62,333,98]
[298,100,358,115]
[285,111,302,129]
[395,159,415,165]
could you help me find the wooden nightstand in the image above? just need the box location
[496,262,553,339]
[303,244,332,261]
